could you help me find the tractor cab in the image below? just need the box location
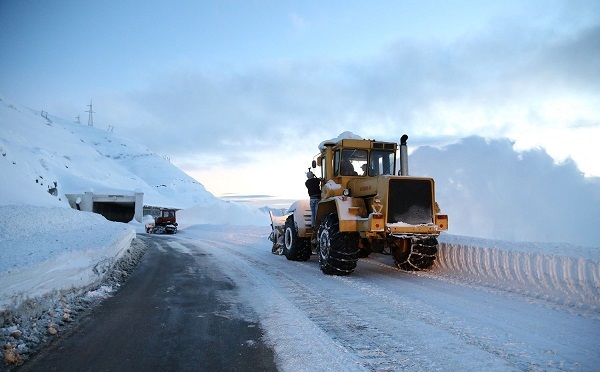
[146,208,178,234]
[156,209,176,226]
[316,138,398,193]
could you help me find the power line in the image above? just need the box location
[86,100,95,127]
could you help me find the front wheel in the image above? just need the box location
[317,213,359,275]
[391,237,438,271]
[283,215,311,261]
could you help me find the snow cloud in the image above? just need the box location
[99,10,600,180]
[411,136,600,246]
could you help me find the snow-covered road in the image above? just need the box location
[163,225,599,371]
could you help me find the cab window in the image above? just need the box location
[333,150,341,176]
[369,150,396,176]
[340,149,367,176]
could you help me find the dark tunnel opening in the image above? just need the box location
[92,202,135,223]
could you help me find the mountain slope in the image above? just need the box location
[0,96,216,209]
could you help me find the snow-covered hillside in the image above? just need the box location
[1,96,219,208]
[0,95,268,320]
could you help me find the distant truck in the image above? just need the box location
[146,208,178,234]
[269,134,448,275]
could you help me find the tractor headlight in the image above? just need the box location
[372,196,383,214]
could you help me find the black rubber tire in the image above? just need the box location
[392,237,438,271]
[283,215,311,261]
[356,248,371,258]
[356,245,372,258]
[317,213,359,275]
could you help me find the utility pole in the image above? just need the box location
[86,100,95,127]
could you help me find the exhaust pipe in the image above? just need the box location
[399,134,409,176]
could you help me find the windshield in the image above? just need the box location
[369,150,396,176]
[334,148,396,176]
[336,149,368,176]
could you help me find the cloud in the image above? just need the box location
[105,10,599,177]
[536,24,600,90]
[410,136,600,246]
[348,20,600,129]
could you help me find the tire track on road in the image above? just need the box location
[183,236,511,371]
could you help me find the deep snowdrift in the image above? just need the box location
[0,206,135,313]
[437,235,600,315]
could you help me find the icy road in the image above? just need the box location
[23,225,600,371]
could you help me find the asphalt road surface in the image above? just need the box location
[16,234,278,372]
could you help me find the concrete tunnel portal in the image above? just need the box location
[66,191,143,223]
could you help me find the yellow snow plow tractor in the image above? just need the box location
[269,134,448,275]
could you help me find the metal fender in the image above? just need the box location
[289,199,312,237]
[315,196,367,233]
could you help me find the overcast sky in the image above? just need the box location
[1,0,599,200]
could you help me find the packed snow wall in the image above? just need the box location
[0,206,137,316]
[436,242,600,313]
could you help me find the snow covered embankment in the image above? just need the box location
[436,236,600,314]
[0,206,136,316]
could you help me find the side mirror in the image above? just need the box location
[312,160,317,168]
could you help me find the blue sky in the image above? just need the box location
[2,1,534,96]
[1,0,599,200]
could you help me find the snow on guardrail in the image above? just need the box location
[436,236,600,313]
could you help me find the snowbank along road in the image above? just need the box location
[8,224,600,371]
[158,226,598,371]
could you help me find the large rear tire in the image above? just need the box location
[391,237,438,271]
[283,215,311,261]
[317,213,359,275]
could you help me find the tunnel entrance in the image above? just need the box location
[65,191,144,223]
[93,202,136,223]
